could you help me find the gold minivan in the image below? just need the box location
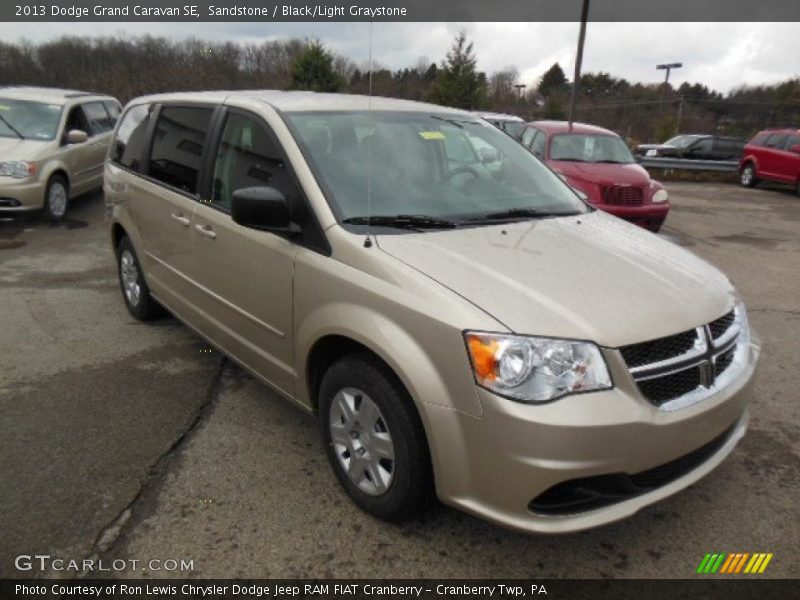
[105,91,760,533]
[0,86,120,220]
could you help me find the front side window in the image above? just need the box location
[786,134,800,150]
[286,111,588,223]
[550,133,635,164]
[0,98,63,140]
[147,106,213,195]
[211,112,295,211]
[82,102,115,135]
[765,133,788,149]
[111,104,151,171]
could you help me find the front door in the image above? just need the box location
[186,110,297,395]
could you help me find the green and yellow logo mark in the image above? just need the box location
[697,552,773,574]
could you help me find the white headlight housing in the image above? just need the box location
[652,189,669,203]
[465,332,613,402]
[0,160,36,179]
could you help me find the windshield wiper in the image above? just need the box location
[0,115,24,139]
[465,208,580,223]
[430,115,478,129]
[595,159,629,164]
[341,214,458,230]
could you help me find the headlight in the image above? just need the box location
[652,189,669,203]
[735,300,750,348]
[0,161,37,179]
[646,149,657,157]
[465,332,613,402]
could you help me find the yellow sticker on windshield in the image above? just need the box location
[419,131,445,140]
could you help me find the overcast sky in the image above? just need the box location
[1,21,797,93]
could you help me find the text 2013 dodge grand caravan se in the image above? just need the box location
[105,91,760,533]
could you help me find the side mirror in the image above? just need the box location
[66,129,88,144]
[789,144,800,155]
[231,186,300,235]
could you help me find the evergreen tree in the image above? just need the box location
[538,63,569,98]
[427,32,487,109]
[289,42,343,92]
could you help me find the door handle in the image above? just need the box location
[170,213,190,227]
[195,223,217,239]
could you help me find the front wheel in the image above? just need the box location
[740,163,758,188]
[43,175,69,221]
[319,353,432,522]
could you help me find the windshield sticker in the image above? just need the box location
[419,131,445,140]
[0,105,9,111]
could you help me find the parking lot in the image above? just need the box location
[1,181,798,579]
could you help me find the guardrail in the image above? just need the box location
[638,157,739,172]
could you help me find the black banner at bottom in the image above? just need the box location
[2,579,796,600]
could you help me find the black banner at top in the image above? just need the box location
[3,0,800,22]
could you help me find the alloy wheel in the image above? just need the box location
[120,249,142,307]
[329,387,396,496]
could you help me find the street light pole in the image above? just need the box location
[656,62,682,112]
[568,0,590,130]
[514,83,527,101]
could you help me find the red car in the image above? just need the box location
[518,121,670,232]
[739,128,800,195]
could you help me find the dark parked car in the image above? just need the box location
[635,135,746,160]
[739,127,800,195]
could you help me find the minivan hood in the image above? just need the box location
[549,160,651,185]
[0,136,49,160]
[377,211,734,348]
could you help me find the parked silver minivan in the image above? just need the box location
[105,91,759,533]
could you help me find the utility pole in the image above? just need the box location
[676,95,684,132]
[568,0,590,129]
[656,62,682,113]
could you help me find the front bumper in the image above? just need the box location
[426,335,759,533]
[0,177,45,211]
[593,202,670,232]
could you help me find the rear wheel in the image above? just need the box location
[319,353,432,522]
[740,163,758,188]
[117,236,162,321]
[42,175,69,221]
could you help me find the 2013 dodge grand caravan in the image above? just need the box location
[105,91,760,533]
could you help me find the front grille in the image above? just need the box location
[637,368,703,406]
[620,329,698,368]
[601,185,644,205]
[715,347,736,377]
[529,424,735,515]
[709,310,735,340]
[620,309,742,409]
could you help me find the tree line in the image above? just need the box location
[1,32,798,143]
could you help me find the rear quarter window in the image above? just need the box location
[111,104,152,172]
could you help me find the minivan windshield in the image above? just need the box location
[286,111,588,225]
[0,99,63,140]
[550,133,635,164]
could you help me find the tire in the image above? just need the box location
[796,179,800,198]
[42,174,69,221]
[117,236,162,321]
[319,353,432,522]
[740,163,758,188]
